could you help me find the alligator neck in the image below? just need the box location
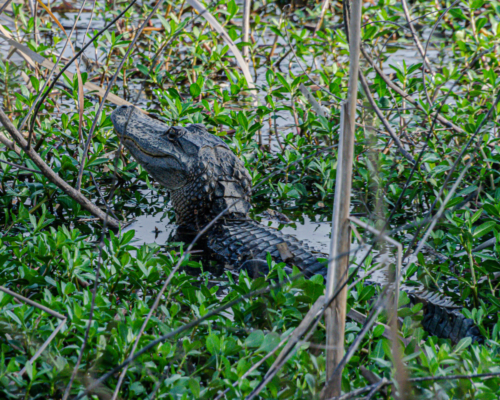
[170,164,252,229]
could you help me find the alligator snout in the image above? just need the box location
[110,105,136,136]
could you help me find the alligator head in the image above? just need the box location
[110,105,252,229]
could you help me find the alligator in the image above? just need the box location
[110,105,482,343]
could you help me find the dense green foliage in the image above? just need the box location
[1,215,497,399]
[2,0,500,398]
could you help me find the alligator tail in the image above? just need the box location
[421,302,482,343]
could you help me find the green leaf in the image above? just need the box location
[473,221,496,238]
[137,261,149,278]
[476,17,487,31]
[245,330,264,348]
[470,209,482,224]
[86,158,109,168]
[25,361,34,381]
[487,293,500,310]
[358,286,375,303]
[305,373,315,391]
[29,75,40,92]
[157,14,171,31]
[121,229,135,245]
[373,324,385,338]
[266,69,275,86]
[257,332,280,353]
[206,334,220,355]
[484,204,500,218]
[276,73,291,92]
[457,185,477,196]
[130,381,145,395]
[64,282,76,295]
[237,112,249,131]
[190,83,201,98]
[137,64,149,76]
[452,337,472,354]
[45,276,58,287]
[188,378,200,398]
[445,197,463,208]
[6,310,22,325]
[227,0,238,17]
[230,84,240,95]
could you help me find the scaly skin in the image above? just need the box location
[110,105,482,343]
[207,219,327,277]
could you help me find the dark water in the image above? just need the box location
[124,201,334,252]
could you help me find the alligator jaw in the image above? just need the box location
[110,105,174,157]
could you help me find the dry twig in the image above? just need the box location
[0,107,121,228]
[0,285,67,377]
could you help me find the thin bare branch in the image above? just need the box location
[242,0,251,59]
[0,132,18,154]
[0,158,40,173]
[0,107,121,228]
[365,377,390,400]
[358,72,416,164]
[0,0,12,15]
[75,0,164,191]
[401,0,433,75]
[324,1,362,396]
[0,285,67,377]
[313,0,330,35]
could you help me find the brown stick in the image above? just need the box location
[313,0,330,36]
[0,107,121,229]
[0,132,19,154]
[324,0,362,397]
[242,0,251,59]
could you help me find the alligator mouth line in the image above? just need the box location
[122,137,170,159]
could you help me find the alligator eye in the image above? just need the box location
[167,132,177,140]
[164,128,178,141]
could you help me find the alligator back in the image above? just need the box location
[205,219,482,343]
[206,219,328,278]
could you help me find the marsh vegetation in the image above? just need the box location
[1,0,500,398]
